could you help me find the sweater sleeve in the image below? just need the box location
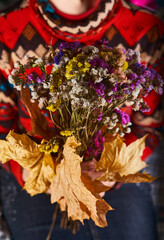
[0,41,24,187]
[125,56,164,161]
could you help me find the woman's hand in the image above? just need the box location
[22,158,116,197]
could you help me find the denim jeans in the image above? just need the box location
[0,169,158,240]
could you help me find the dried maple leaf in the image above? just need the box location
[21,86,55,140]
[98,171,156,183]
[96,135,154,183]
[50,136,112,227]
[0,130,55,196]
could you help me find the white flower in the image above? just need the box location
[108,77,115,83]
[24,54,29,60]
[11,69,18,75]
[71,79,77,85]
[99,98,106,107]
[103,117,110,124]
[132,84,142,98]
[29,85,34,91]
[49,92,56,97]
[119,132,125,137]
[35,58,43,64]
[15,85,21,91]
[39,97,47,104]
[43,82,50,89]
[14,61,20,68]
[92,47,99,54]
[107,91,113,96]
[124,127,131,133]
[95,77,103,83]
[52,64,59,72]
[63,57,69,63]
[8,75,15,84]
[133,101,140,111]
[82,99,89,108]
[84,89,88,94]
[126,122,132,126]
[103,69,109,77]
[135,50,141,63]
[127,49,135,57]
[112,113,117,119]
[110,122,116,127]
[31,91,38,99]
[91,68,98,75]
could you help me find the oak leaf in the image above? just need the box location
[96,135,154,183]
[0,130,55,196]
[50,136,112,227]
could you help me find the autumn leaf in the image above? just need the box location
[0,130,55,196]
[98,171,156,183]
[21,86,55,140]
[96,135,154,183]
[50,136,112,227]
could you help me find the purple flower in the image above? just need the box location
[97,112,103,121]
[58,41,80,51]
[122,48,126,54]
[90,82,106,97]
[112,86,117,92]
[107,96,113,103]
[100,137,105,144]
[71,41,80,50]
[114,108,130,125]
[156,86,163,95]
[130,84,135,90]
[36,74,45,84]
[147,85,154,92]
[133,62,141,70]
[89,58,111,72]
[139,75,146,83]
[58,42,69,50]
[143,70,151,78]
[95,39,109,46]
[95,141,100,148]
[53,50,64,65]
[27,73,34,83]
[129,73,138,80]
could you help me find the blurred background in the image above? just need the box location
[0,0,164,11]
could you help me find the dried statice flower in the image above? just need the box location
[8,40,163,158]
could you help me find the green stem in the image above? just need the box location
[49,111,61,130]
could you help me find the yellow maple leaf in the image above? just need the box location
[96,135,154,183]
[50,136,112,227]
[0,130,55,196]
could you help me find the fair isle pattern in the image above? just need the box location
[37,0,115,34]
[121,0,159,16]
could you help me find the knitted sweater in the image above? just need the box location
[0,0,163,186]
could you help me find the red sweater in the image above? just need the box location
[0,0,163,186]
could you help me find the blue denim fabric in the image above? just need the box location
[0,169,158,240]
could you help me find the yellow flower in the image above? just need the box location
[82,61,90,73]
[50,85,55,92]
[46,99,61,112]
[78,62,83,67]
[60,130,72,137]
[41,139,48,145]
[53,144,59,153]
[122,61,128,71]
[46,103,56,112]
[58,79,62,86]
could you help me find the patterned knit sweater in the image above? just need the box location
[0,0,163,186]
